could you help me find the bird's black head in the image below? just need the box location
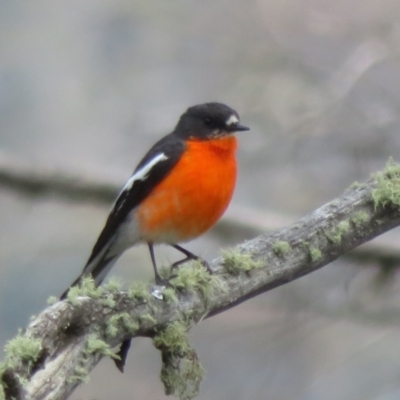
[173,102,249,140]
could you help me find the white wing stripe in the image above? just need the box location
[123,153,168,192]
[112,152,168,213]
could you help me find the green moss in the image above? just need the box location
[140,314,157,325]
[221,249,263,276]
[85,334,117,359]
[160,351,204,400]
[154,322,204,399]
[0,384,4,400]
[171,261,224,298]
[67,365,90,384]
[351,211,369,228]
[91,277,120,310]
[123,317,140,334]
[163,288,178,304]
[272,241,291,256]
[46,296,58,305]
[153,322,189,354]
[372,158,400,209]
[106,316,119,338]
[4,333,42,369]
[128,282,152,302]
[309,247,322,262]
[160,367,184,396]
[100,294,116,308]
[325,220,350,244]
[103,276,122,292]
[67,276,103,304]
[106,313,139,338]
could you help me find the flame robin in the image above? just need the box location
[61,102,249,299]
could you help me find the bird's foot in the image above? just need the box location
[171,255,213,274]
[197,258,213,274]
[154,274,173,287]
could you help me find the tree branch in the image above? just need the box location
[1,161,400,400]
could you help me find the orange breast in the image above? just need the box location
[136,135,238,243]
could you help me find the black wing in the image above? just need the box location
[85,133,186,266]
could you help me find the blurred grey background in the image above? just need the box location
[2,0,400,399]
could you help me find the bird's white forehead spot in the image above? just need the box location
[225,114,239,126]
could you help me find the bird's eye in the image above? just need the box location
[204,118,213,127]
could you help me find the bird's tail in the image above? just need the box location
[60,248,120,300]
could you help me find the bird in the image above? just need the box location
[61,102,249,299]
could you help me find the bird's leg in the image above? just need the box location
[148,243,169,285]
[170,244,212,273]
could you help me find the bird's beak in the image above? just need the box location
[232,124,250,132]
